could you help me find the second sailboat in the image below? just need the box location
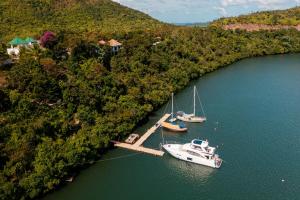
[177,85,207,123]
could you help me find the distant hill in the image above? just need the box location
[174,22,209,27]
[212,7,300,26]
[0,0,164,42]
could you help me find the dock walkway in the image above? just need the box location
[113,113,171,156]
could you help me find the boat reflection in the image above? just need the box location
[164,155,216,183]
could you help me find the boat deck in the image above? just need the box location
[113,113,171,156]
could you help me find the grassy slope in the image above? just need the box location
[211,7,300,26]
[0,0,164,42]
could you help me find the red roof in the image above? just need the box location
[98,40,106,45]
[108,39,122,47]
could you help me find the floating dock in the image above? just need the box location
[113,113,171,156]
[114,142,165,156]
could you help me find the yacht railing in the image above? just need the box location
[164,140,182,144]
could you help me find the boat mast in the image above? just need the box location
[193,86,196,116]
[171,93,174,119]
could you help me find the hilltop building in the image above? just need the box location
[7,37,37,58]
[98,39,122,53]
[108,39,122,53]
[98,40,106,45]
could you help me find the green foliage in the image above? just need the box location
[0,0,164,44]
[0,90,11,112]
[0,43,9,63]
[1,2,300,200]
[72,41,105,63]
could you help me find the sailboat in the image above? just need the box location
[161,93,188,132]
[176,86,207,123]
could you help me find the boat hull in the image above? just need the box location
[163,144,222,168]
[177,115,206,123]
[161,122,187,132]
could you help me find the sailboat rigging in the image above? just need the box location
[161,93,188,132]
[177,85,207,123]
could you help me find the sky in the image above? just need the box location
[112,0,300,23]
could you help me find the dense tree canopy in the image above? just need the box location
[0,0,165,43]
[1,1,300,200]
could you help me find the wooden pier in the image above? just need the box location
[113,113,171,157]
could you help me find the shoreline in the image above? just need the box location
[42,52,300,199]
[41,52,300,200]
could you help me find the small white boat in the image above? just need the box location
[65,176,74,182]
[125,133,140,144]
[163,139,222,168]
[176,86,206,123]
[161,93,188,132]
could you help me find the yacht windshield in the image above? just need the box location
[193,140,203,145]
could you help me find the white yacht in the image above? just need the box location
[163,139,222,168]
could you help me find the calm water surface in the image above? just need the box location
[44,54,300,200]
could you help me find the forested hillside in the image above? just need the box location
[0,0,164,42]
[212,7,300,26]
[1,1,300,200]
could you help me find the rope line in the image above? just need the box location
[196,89,206,118]
[95,152,143,163]
[163,99,170,115]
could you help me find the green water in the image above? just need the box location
[44,54,300,200]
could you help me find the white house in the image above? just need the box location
[108,39,122,53]
[7,37,37,58]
